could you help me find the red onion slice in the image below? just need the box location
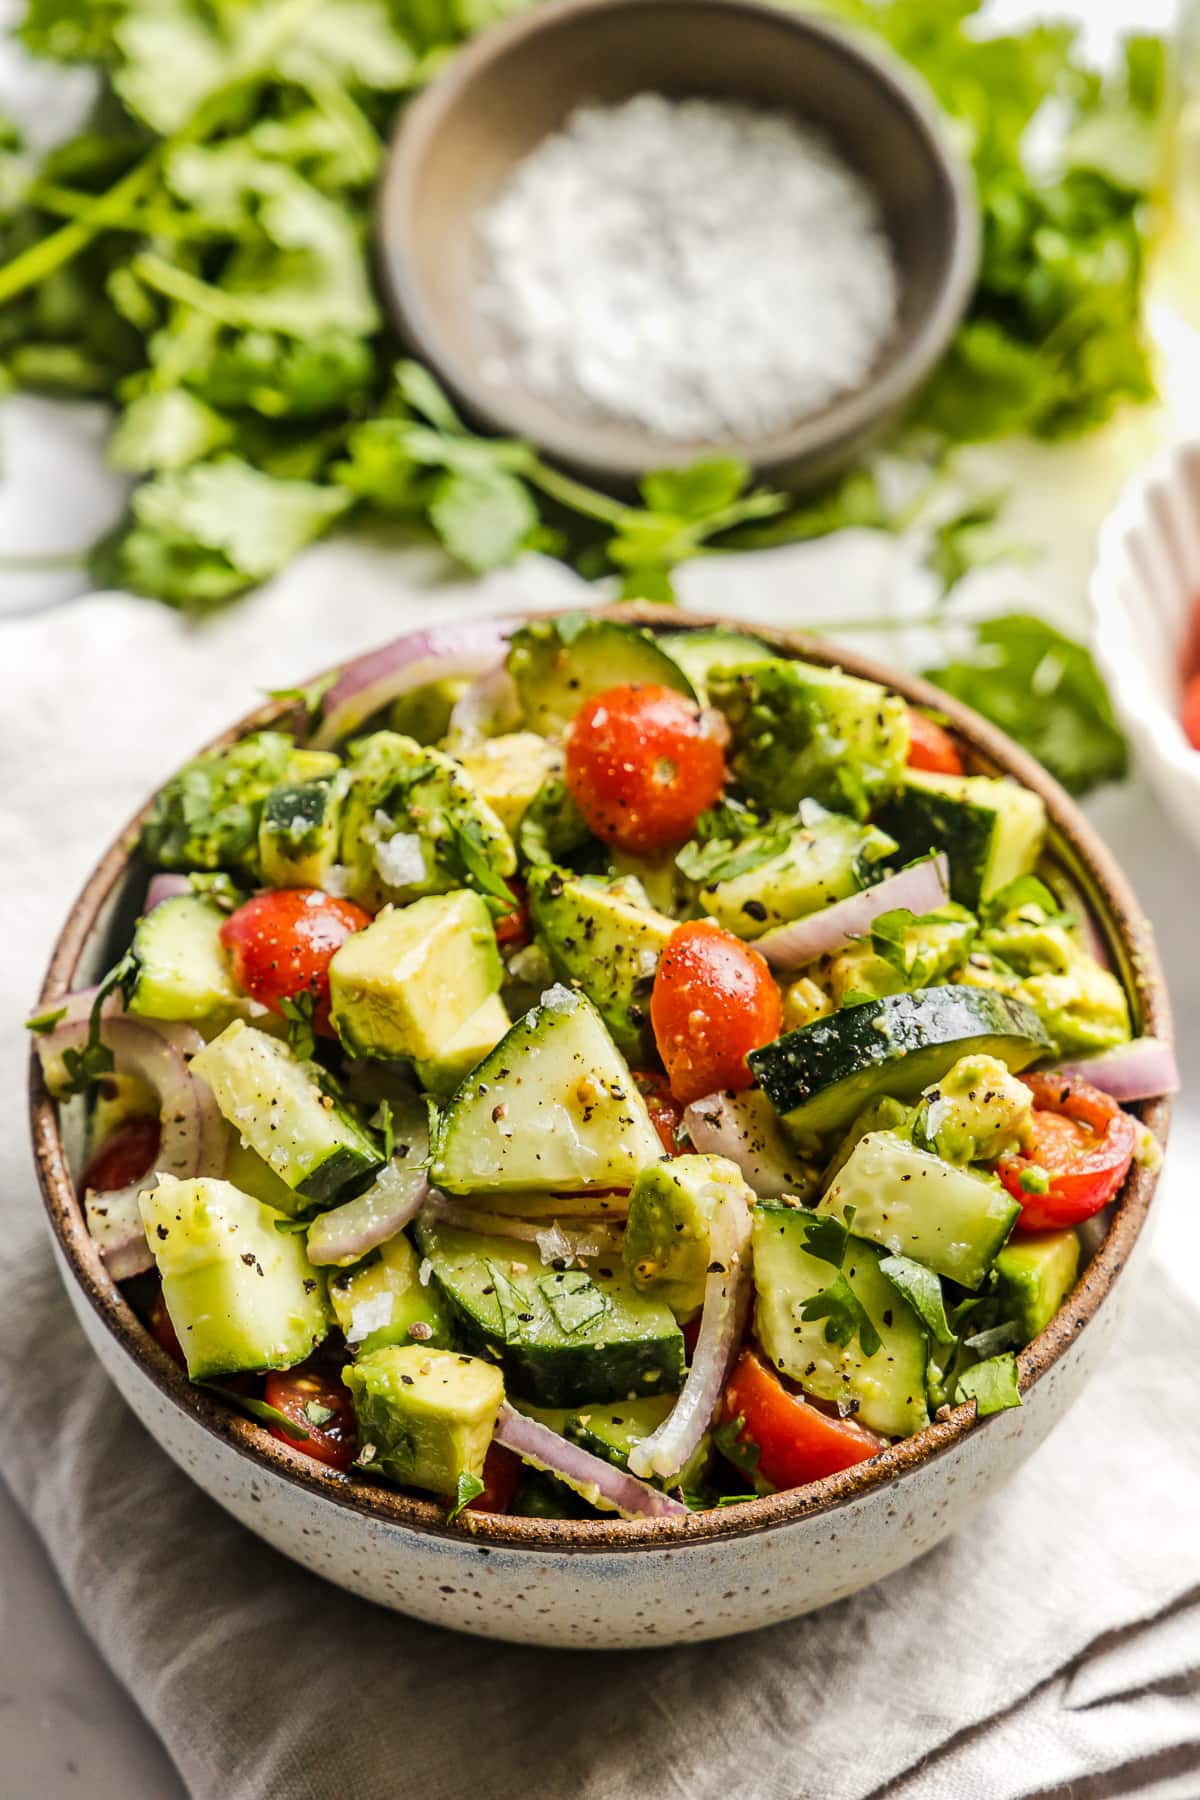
[494,1404,689,1520]
[683,1089,817,1200]
[1053,1037,1180,1102]
[310,620,514,750]
[145,872,192,912]
[753,856,950,970]
[423,1197,624,1263]
[36,1015,225,1279]
[627,1184,753,1483]
[444,661,522,754]
[307,1158,432,1267]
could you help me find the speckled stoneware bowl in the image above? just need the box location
[30,606,1170,1650]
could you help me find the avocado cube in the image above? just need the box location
[460,732,561,835]
[624,1154,753,1318]
[709,658,909,821]
[388,677,470,744]
[140,732,339,878]
[343,1345,504,1494]
[140,1176,329,1381]
[328,1234,455,1354]
[259,771,348,889]
[414,993,511,1099]
[329,890,502,1063]
[527,867,675,1061]
[995,1230,1080,1343]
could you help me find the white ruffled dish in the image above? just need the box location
[1090,440,1200,855]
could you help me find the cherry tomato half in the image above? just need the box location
[494,878,531,950]
[264,1366,358,1471]
[906,708,964,776]
[220,888,371,1034]
[78,1113,160,1196]
[565,684,727,855]
[632,1069,686,1156]
[460,1443,522,1517]
[650,920,782,1105]
[723,1350,881,1491]
[148,1288,185,1366]
[1182,673,1200,752]
[999,1072,1137,1232]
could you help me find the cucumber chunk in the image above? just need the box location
[657,627,773,700]
[519,1396,713,1489]
[817,1131,1020,1289]
[507,616,695,738]
[140,1175,329,1381]
[750,986,1051,1142]
[874,771,1045,909]
[752,1203,929,1438]
[430,986,665,1196]
[192,1021,382,1208]
[697,808,896,938]
[127,893,240,1024]
[415,1219,685,1407]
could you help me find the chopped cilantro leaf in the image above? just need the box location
[879,1255,956,1347]
[798,1273,883,1359]
[278,989,318,1061]
[955,1353,1023,1417]
[447,1470,485,1523]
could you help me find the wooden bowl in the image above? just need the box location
[29,607,1170,1648]
[377,0,979,492]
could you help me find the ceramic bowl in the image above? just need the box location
[30,606,1170,1650]
[1090,438,1200,859]
[377,0,979,493]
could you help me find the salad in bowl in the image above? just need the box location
[28,610,1177,1533]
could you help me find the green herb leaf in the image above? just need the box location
[25,1004,68,1035]
[924,490,1031,600]
[278,988,318,1061]
[955,1352,1023,1417]
[302,1398,336,1429]
[265,669,337,727]
[206,1385,309,1439]
[878,1254,957,1346]
[428,466,538,573]
[712,1414,763,1482]
[444,812,517,915]
[926,614,1128,797]
[447,1470,486,1523]
[58,950,136,1097]
[798,1273,883,1359]
[963,1320,1023,1358]
[185,871,245,911]
[800,1212,851,1271]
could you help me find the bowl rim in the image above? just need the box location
[30,602,1171,1554]
[1090,435,1200,784]
[376,0,981,485]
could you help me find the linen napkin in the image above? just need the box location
[3,535,1199,1800]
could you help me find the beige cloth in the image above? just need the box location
[2,539,1199,1799]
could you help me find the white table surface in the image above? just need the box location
[0,2,1186,1795]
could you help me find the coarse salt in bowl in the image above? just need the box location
[1090,440,1200,857]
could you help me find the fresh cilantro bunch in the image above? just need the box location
[0,0,1159,795]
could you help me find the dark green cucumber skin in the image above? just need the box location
[750,986,1051,1138]
[294,1141,382,1205]
[414,1221,685,1409]
[873,787,995,908]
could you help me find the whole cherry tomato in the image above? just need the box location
[564,684,726,855]
[632,1069,686,1155]
[723,1350,881,1491]
[78,1113,160,1196]
[906,708,964,776]
[264,1365,358,1471]
[1182,673,1200,752]
[220,888,370,1034]
[999,1072,1137,1232]
[650,920,782,1105]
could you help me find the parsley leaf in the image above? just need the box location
[58,951,136,1097]
[800,1211,852,1270]
[798,1273,883,1359]
[926,614,1128,797]
[447,1470,485,1523]
[26,1004,68,1035]
[878,1255,956,1347]
[278,989,318,1061]
[206,1385,309,1439]
[444,813,517,916]
[712,1414,763,1483]
[955,1352,1023,1417]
